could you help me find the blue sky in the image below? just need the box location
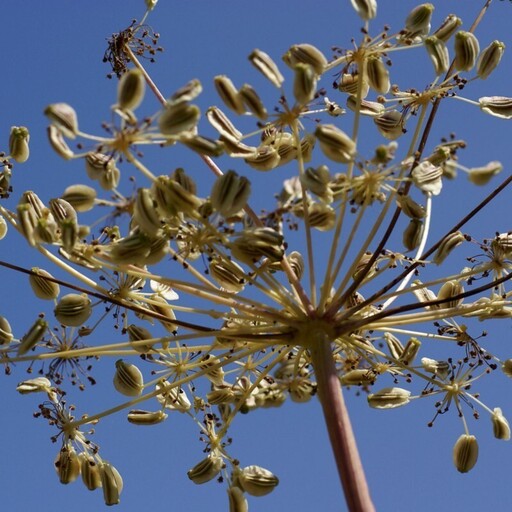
[1,1,512,511]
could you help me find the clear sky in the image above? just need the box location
[1,1,512,511]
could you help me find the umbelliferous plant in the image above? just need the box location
[1,0,511,510]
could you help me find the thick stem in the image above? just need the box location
[310,335,375,512]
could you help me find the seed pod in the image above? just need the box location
[294,202,336,231]
[187,453,224,484]
[29,267,60,300]
[147,294,177,334]
[384,333,404,360]
[206,106,243,140]
[467,161,502,185]
[227,486,248,512]
[340,368,376,386]
[127,324,156,353]
[47,199,76,229]
[199,354,226,386]
[46,125,75,161]
[244,145,281,171]
[366,57,390,94]
[238,465,279,497]
[339,73,369,98]
[350,0,377,20]
[79,454,102,491]
[399,337,421,366]
[433,231,465,265]
[367,387,411,409]
[421,357,450,379]
[61,184,97,212]
[453,434,478,473]
[403,3,434,39]
[18,318,47,356]
[54,446,81,485]
[287,251,305,280]
[85,152,113,180]
[211,170,251,217]
[479,96,512,119]
[374,110,405,140]
[301,165,331,202]
[230,227,284,264]
[315,124,356,163]
[0,315,13,346]
[16,377,52,394]
[403,219,423,251]
[454,31,480,72]
[158,102,200,136]
[168,79,202,106]
[156,381,192,411]
[9,126,30,163]
[54,294,92,327]
[180,134,224,157]
[432,14,462,42]
[207,386,236,405]
[491,408,511,440]
[396,195,425,219]
[100,462,123,506]
[44,103,79,138]
[127,409,168,425]
[133,188,161,235]
[425,36,449,75]
[283,43,327,75]
[238,83,267,120]
[346,96,385,117]
[477,40,505,80]
[113,359,144,397]
[438,280,464,309]
[209,258,246,293]
[214,75,245,114]
[249,49,284,88]
[117,68,145,111]
[412,161,443,195]
[293,63,317,105]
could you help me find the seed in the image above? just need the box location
[117,68,145,111]
[210,170,251,218]
[293,63,317,105]
[29,267,60,300]
[18,317,47,356]
[366,56,390,94]
[44,103,79,138]
[158,102,200,136]
[187,453,224,484]
[54,446,81,485]
[433,231,465,265]
[168,79,203,105]
[248,49,284,88]
[283,43,327,75]
[367,387,411,409]
[61,184,97,212]
[54,293,92,327]
[79,454,102,491]
[214,75,245,114]
[314,124,356,163]
[425,36,450,75]
[127,409,168,425]
[100,462,123,506]
[9,126,30,163]
[479,96,512,119]
[454,31,480,72]
[477,40,505,79]
[237,465,279,497]
[453,434,478,473]
[113,359,144,397]
[350,0,377,20]
[432,14,462,42]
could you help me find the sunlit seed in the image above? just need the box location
[433,231,465,265]
[206,106,243,140]
[384,333,404,360]
[293,63,317,105]
[18,318,47,356]
[396,195,425,219]
[127,409,168,425]
[0,315,13,346]
[425,36,450,75]
[350,0,377,21]
[117,68,145,111]
[211,170,251,217]
[244,145,281,171]
[374,110,405,140]
[127,324,157,353]
[314,124,356,163]
[338,73,369,98]
[238,465,279,497]
[367,387,411,409]
[402,218,423,251]
[179,134,224,157]
[156,380,192,411]
[411,161,443,195]
[49,198,78,225]
[44,103,79,138]
[340,368,376,386]
[283,43,327,75]
[209,258,246,293]
[479,96,512,120]
[491,408,511,441]
[100,462,123,506]
[54,446,81,485]
[467,161,502,185]
[61,184,97,212]
[16,377,52,394]
[403,3,434,39]
[438,280,464,309]
[453,434,478,473]
[399,337,421,365]
[477,41,505,80]
[113,359,144,397]
[214,75,245,114]
[248,49,284,88]
[159,102,200,136]
[54,293,92,327]
[227,486,248,512]
[366,56,390,94]
[432,14,462,42]
[454,31,480,72]
[230,227,284,263]
[238,83,267,120]
[29,267,60,300]
[187,454,224,484]
[9,126,30,163]
[79,454,102,491]
[346,96,385,117]
[168,79,203,105]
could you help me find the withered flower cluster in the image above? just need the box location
[1,0,511,509]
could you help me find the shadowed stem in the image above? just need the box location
[310,332,375,512]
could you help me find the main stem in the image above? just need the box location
[310,334,375,512]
